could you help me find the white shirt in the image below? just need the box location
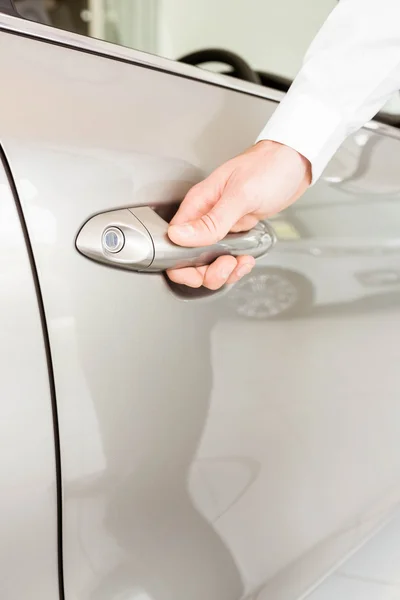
[257,0,400,182]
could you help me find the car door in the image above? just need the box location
[0,147,59,597]
[2,5,400,600]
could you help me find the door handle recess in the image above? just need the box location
[76,206,276,272]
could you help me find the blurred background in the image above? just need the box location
[14,0,400,115]
[14,0,336,78]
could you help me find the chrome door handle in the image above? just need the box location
[76,206,276,272]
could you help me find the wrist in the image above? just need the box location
[254,139,312,187]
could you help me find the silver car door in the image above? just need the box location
[2,10,400,600]
[0,151,59,597]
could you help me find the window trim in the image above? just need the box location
[0,10,283,101]
[1,10,399,142]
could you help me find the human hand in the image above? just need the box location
[166,140,311,290]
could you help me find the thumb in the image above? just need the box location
[168,189,246,247]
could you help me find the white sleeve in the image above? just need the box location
[257,0,400,182]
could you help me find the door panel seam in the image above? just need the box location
[0,145,65,600]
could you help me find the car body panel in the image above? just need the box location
[250,238,400,308]
[2,13,400,600]
[0,153,59,598]
[225,133,400,316]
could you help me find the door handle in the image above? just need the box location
[76,206,276,272]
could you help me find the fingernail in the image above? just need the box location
[221,270,232,279]
[237,264,252,278]
[171,223,195,238]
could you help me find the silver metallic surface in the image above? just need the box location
[77,208,154,270]
[78,206,275,272]
[2,18,400,600]
[0,156,58,598]
[228,270,300,319]
[133,206,276,271]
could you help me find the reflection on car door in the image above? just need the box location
[2,15,400,600]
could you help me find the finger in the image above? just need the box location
[202,255,238,290]
[169,188,248,248]
[166,265,207,288]
[229,215,260,233]
[227,255,256,284]
[170,174,222,226]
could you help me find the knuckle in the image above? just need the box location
[204,269,224,290]
[187,182,204,198]
[200,213,220,242]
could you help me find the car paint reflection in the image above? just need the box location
[225,188,400,319]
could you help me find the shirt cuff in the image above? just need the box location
[256,92,347,183]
